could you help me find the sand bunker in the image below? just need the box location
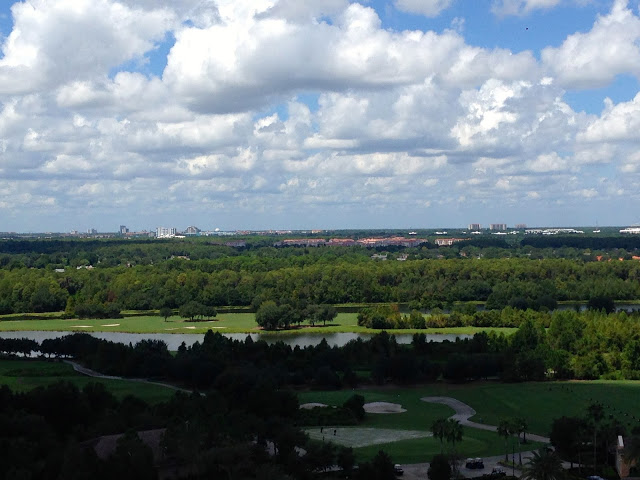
[300,403,328,410]
[183,326,196,329]
[101,324,120,327]
[364,402,407,414]
[71,325,93,328]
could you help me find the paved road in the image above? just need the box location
[400,453,530,480]
[68,362,556,477]
[421,396,551,443]
[64,360,193,393]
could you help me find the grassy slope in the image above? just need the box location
[298,381,640,462]
[0,359,177,404]
[0,311,516,336]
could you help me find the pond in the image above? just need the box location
[0,331,472,350]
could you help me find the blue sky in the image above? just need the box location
[1,0,640,232]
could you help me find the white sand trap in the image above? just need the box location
[207,326,227,329]
[304,427,431,448]
[300,403,328,410]
[164,327,180,331]
[364,402,407,414]
[101,323,120,327]
[183,326,196,329]
[71,325,93,328]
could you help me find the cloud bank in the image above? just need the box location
[0,0,639,230]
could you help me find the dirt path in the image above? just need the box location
[421,396,551,443]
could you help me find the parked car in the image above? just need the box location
[465,458,485,469]
[394,464,404,476]
[483,467,507,479]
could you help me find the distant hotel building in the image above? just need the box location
[119,225,129,234]
[156,227,177,238]
[489,224,507,231]
[274,237,425,248]
[468,223,482,230]
[184,226,201,235]
[515,224,527,229]
[434,238,469,246]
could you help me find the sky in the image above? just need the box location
[1,0,640,232]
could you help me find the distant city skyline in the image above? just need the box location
[5,222,640,236]
[1,1,639,231]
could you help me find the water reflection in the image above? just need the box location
[0,330,471,350]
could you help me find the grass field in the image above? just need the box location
[298,380,640,462]
[0,311,516,336]
[0,359,177,404]
[305,427,432,448]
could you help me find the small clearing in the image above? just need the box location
[304,427,431,448]
[300,402,328,409]
[364,402,407,414]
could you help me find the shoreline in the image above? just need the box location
[0,323,514,336]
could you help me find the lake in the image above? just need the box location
[0,331,471,350]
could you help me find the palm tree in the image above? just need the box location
[516,416,529,444]
[444,419,464,477]
[444,418,463,451]
[498,419,512,462]
[514,417,529,465]
[586,402,604,475]
[623,435,640,472]
[431,418,447,453]
[521,449,564,480]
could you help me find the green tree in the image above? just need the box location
[431,418,447,453]
[586,402,604,475]
[159,307,172,322]
[315,304,337,326]
[587,296,615,314]
[255,301,283,330]
[444,418,463,451]
[343,394,365,421]
[370,450,396,480]
[428,453,451,480]
[515,417,529,464]
[336,446,356,475]
[409,309,426,329]
[623,435,640,470]
[179,300,203,321]
[498,419,513,462]
[107,430,157,480]
[521,449,564,480]
[550,416,587,470]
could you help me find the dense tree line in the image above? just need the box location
[7,305,640,387]
[2,254,640,315]
[0,374,393,479]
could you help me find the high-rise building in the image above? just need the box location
[515,224,527,229]
[87,228,97,234]
[184,226,201,235]
[489,224,507,231]
[468,223,482,230]
[119,225,129,234]
[156,227,177,238]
